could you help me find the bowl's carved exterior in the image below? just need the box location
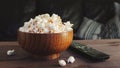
[18,30,73,60]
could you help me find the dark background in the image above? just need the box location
[0,0,120,41]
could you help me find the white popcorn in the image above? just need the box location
[64,21,73,27]
[7,49,15,56]
[19,13,73,33]
[58,60,66,67]
[43,28,49,33]
[39,23,45,29]
[67,56,75,63]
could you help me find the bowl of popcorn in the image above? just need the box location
[18,13,73,60]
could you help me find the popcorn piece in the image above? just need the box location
[67,56,75,63]
[19,13,73,33]
[43,28,49,33]
[7,49,15,56]
[58,60,66,67]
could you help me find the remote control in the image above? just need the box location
[69,41,110,61]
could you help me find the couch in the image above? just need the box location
[0,0,120,41]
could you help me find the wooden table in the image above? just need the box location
[0,39,120,68]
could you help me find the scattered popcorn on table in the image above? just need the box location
[7,49,15,56]
[67,56,75,63]
[58,60,66,67]
[19,13,73,33]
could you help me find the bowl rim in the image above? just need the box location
[18,30,73,34]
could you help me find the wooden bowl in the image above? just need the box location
[18,30,73,60]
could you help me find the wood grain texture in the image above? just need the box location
[18,30,73,60]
